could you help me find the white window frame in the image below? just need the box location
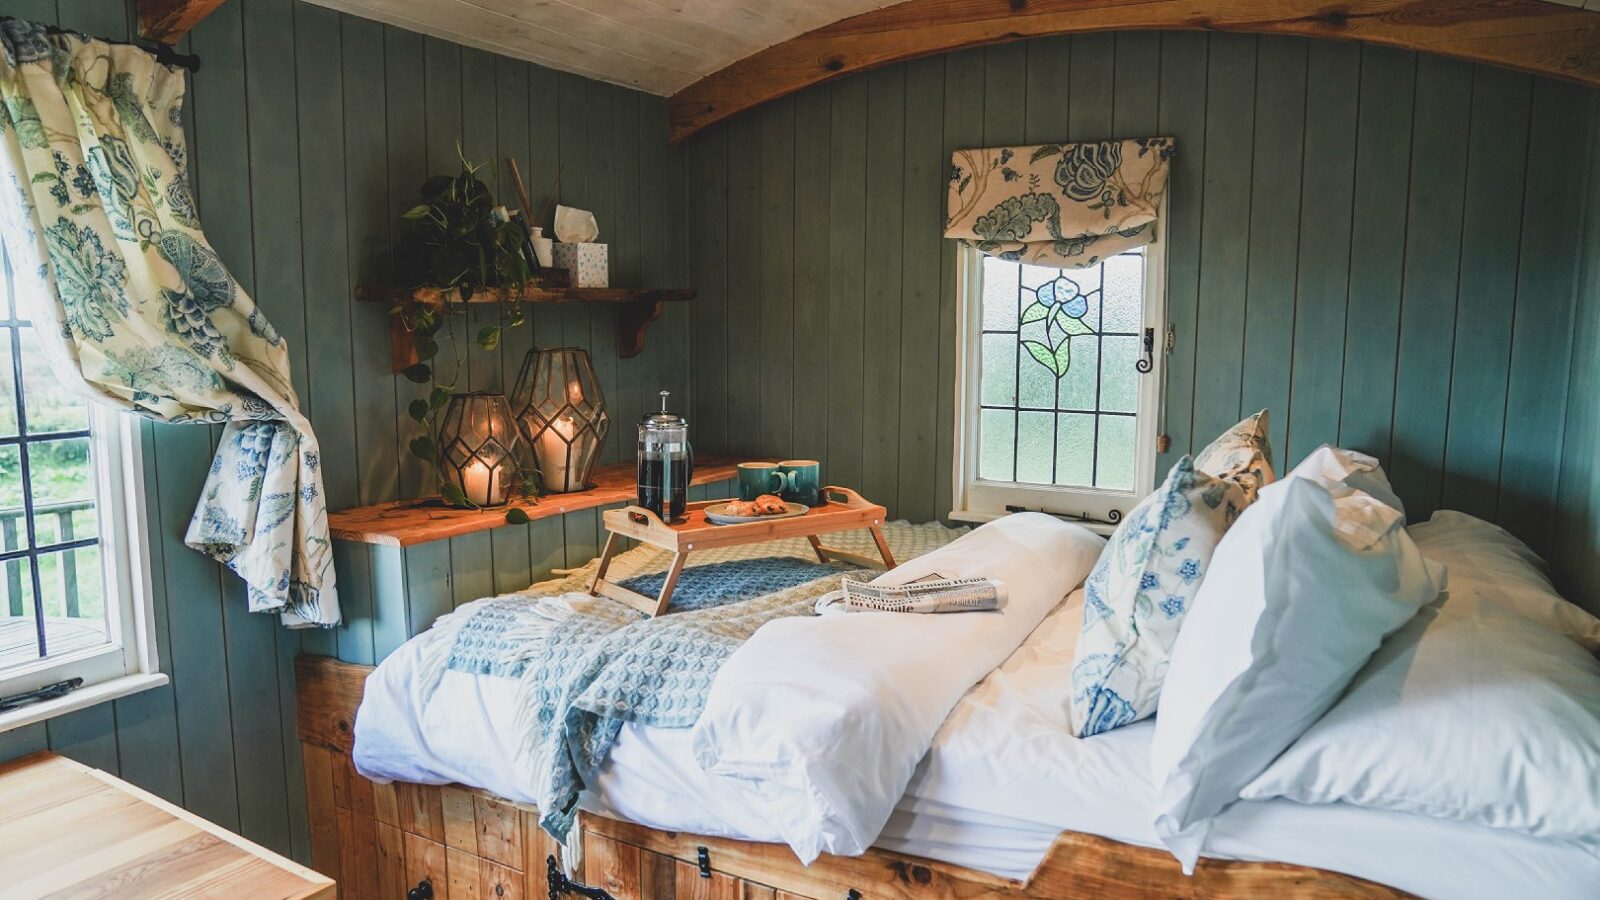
[0,339,166,735]
[951,216,1168,532]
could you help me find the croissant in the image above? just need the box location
[752,494,788,515]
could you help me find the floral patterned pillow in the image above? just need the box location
[1070,456,1255,737]
[1194,409,1275,500]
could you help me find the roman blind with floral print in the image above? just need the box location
[946,138,1175,269]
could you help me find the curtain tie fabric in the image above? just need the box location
[0,20,338,627]
[946,138,1175,269]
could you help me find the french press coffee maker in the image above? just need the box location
[637,391,694,522]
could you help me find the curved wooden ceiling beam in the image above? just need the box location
[667,0,1600,144]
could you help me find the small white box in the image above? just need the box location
[553,242,609,288]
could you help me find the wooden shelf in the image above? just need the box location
[356,285,695,371]
[328,456,744,547]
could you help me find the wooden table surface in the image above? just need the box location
[0,752,335,900]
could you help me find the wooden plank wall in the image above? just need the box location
[1556,107,1600,615]
[0,0,689,865]
[681,31,1600,566]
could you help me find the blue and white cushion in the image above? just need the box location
[1070,411,1277,736]
[1194,408,1275,500]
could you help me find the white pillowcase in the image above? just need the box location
[1287,444,1405,515]
[1148,474,1445,873]
[1242,591,1600,848]
[1409,510,1600,652]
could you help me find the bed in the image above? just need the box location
[310,503,1600,899]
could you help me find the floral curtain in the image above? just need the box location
[0,20,338,627]
[946,138,1175,269]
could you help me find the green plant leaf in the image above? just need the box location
[408,399,429,422]
[504,507,530,525]
[401,203,431,220]
[1053,339,1072,375]
[430,386,451,410]
[414,335,439,361]
[476,325,500,351]
[401,363,432,383]
[409,435,436,460]
[1020,301,1048,325]
[1052,307,1094,337]
[440,483,470,508]
[1022,340,1058,375]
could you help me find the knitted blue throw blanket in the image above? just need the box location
[420,521,962,843]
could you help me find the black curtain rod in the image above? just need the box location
[1,17,201,73]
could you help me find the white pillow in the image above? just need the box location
[1242,592,1600,848]
[1285,444,1405,515]
[1069,456,1254,737]
[1148,475,1445,873]
[1410,510,1600,652]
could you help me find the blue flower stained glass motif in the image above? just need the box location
[1019,274,1095,378]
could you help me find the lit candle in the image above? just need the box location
[536,415,579,491]
[461,459,498,506]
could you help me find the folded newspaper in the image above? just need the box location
[814,572,1007,614]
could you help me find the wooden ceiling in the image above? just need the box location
[294,0,898,94]
[283,0,1600,145]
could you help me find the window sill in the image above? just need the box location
[948,508,1118,536]
[0,672,168,735]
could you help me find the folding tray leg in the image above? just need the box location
[810,528,897,570]
[869,524,897,568]
[589,532,623,596]
[653,551,688,616]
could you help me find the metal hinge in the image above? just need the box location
[698,846,712,878]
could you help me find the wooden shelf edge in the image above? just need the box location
[368,286,695,369]
[328,457,747,547]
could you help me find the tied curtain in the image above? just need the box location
[0,21,339,627]
[946,138,1175,269]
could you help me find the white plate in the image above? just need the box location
[704,502,810,525]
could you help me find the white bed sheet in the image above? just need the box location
[354,592,1600,899]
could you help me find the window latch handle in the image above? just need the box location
[1136,327,1155,374]
[0,677,83,713]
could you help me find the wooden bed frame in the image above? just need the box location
[296,655,1406,899]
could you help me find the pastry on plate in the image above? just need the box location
[751,494,788,515]
[723,494,790,517]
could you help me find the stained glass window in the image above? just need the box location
[975,248,1147,492]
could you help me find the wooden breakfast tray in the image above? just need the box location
[590,485,896,616]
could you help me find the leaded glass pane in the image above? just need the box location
[979,408,1016,481]
[1055,413,1095,487]
[1102,251,1143,333]
[974,249,1148,493]
[1100,335,1139,414]
[1097,414,1137,490]
[980,334,1017,407]
[1016,412,1055,484]
[1057,335,1099,411]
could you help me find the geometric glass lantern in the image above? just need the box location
[510,347,609,493]
[436,392,520,507]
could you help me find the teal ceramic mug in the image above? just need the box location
[737,462,787,501]
[777,459,820,506]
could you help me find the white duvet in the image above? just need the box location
[689,512,1106,862]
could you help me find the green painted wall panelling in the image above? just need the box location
[679,31,1600,594]
[0,0,691,865]
[1556,103,1600,615]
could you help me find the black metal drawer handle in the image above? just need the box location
[547,855,616,900]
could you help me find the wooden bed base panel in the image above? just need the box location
[296,655,1406,898]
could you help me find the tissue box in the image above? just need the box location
[552,242,608,288]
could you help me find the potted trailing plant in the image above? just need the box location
[390,152,543,521]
